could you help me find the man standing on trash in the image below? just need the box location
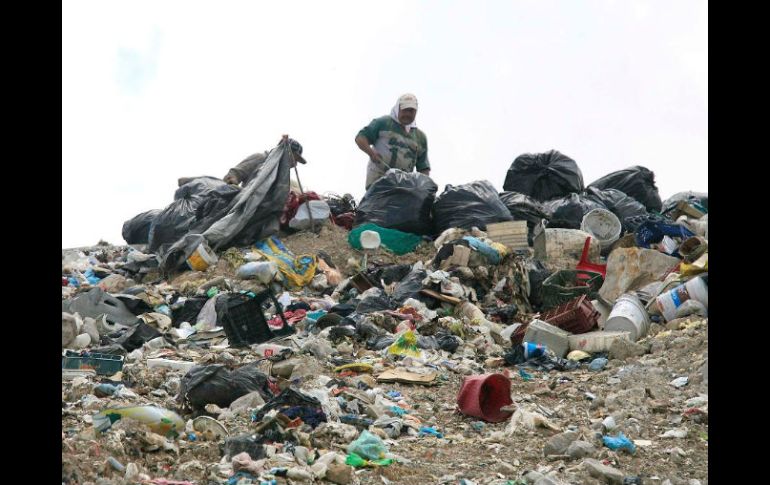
[355,93,430,190]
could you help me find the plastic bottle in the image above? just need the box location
[236,262,278,284]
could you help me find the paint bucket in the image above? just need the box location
[456,373,513,423]
[679,236,708,263]
[186,241,218,271]
[604,293,650,342]
[655,276,708,322]
[581,209,622,250]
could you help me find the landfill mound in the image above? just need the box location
[62,154,708,485]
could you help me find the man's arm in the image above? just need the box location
[356,118,389,165]
[224,152,267,185]
[415,133,430,177]
[355,135,384,163]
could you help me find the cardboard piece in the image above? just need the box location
[376,368,438,385]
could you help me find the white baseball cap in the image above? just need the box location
[398,93,418,110]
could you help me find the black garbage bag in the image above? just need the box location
[356,319,388,341]
[391,268,428,304]
[172,295,209,327]
[369,264,414,286]
[110,322,164,352]
[251,387,327,429]
[354,169,438,235]
[190,185,241,231]
[486,304,519,325]
[223,434,268,460]
[148,177,233,253]
[526,260,553,312]
[498,191,553,225]
[367,334,395,350]
[325,193,357,216]
[543,193,605,229]
[588,166,663,213]
[503,345,579,371]
[623,213,674,233]
[178,362,273,412]
[661,191,709,215]
[316,313,344,329]
[356,289,396,314]
[503,150,584,201]
[113,295,154,316]
[328,304,356,318]
[328,325,357,342]
[436,331,462,353]
[122,209,161,245]
[200,143,293,250]
[432,180,513,233]
[583,187,648,233]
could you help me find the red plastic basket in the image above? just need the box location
[539,294,600,334]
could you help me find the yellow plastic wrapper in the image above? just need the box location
[387,330,423,358]
[680,252,708,277]
[334,363,374,373]
[489,242,509,258]
[567,350,592,361]
[254,236,317,288]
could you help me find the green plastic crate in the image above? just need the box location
[62,351,124,375]
[541,269,604,311]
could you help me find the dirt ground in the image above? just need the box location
[62,228,708,485]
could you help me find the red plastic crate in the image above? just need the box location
[539,294,599,334]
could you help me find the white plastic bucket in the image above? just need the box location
[289,200,331,230]
[581,209,622,249]
[360,230,382,249]
[655,276,708,322]
[604,293,650,342]
[186,242,218,271]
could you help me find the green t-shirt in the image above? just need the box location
[357,116,430,172]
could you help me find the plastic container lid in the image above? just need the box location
[360,230,382,249]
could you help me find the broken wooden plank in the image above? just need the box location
[420,288,462,305]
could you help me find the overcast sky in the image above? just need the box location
[62,0,707,248]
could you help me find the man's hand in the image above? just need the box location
[418,168,431,177]
[224,174,239,185]
[370,152,385,165]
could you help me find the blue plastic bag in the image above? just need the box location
[463,236,502,264]
[602,432,636,454]
[418,426,444,438]
[589,357,608,372]
[635,221,695,249]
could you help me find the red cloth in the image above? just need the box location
[268,309,307,328]
[331,212,355,230]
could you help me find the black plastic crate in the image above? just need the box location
[219,290,292,348]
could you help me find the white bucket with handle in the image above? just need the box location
[604,293,650,342]
[581,209,622,250]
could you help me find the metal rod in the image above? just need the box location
[285,140,316,233]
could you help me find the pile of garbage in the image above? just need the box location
[62,148,708,484]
